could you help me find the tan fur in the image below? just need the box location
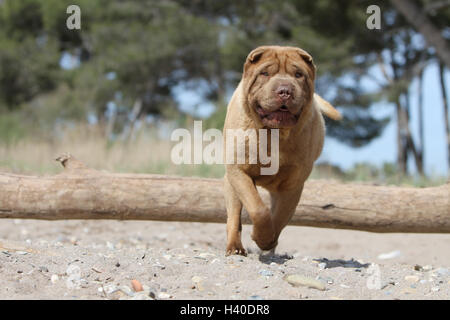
[223,46,340,255]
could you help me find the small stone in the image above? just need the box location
[103,284,119,295]
[422,265,433,271]
[414,265,423,271]
[106,242,115,250]
[51,274,59,283]
[404,275,419,283]
[198,252,216,259]
[191,276,203,283]
[163,254,172,261]
[249,295,264,300]
[259,270,274,277]
[401,287,416,295]
[66,265,82,289]
[118,285,134,297]
[284,274,326,291]
[318,263,327,270]
[115,262,120,267]
[431,287,440,292]
[317,276,334,284]
[377,250,401,260]
[158,292,172,299]
[131,279,143,292]
[131,292,154,300]
[152,263,165,270]
[39,266,49,273]
[340,284,350,289]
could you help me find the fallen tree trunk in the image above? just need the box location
[0,155,449,233]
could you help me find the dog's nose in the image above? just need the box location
[276,85,292,100]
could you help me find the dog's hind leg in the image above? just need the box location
[270,184,304,245]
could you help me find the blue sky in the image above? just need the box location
[321,62,449,177]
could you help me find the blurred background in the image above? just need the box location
[0,0,448,186]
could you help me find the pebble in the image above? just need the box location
[377,250,401,260]
[158,292,172,299]
[118,286,135,296]
[106,242,115,250]
[431,287,440,292]
[51,274,59,283]
[131,292,154,300]
[39,266,49,273]
[152,263,166,270]
[259,270,274,277]
[318,263,327,270]
[317,276,334,284]
[401,288,416,294]
[197,252,216,259]
[131,279,143,292]
[284,274,326,291]
[404,275,419,283]
[191,276,203,283]
[16,251,29,255]
[249,295,264,300]
[66,265,82,289]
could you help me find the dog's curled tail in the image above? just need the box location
[313,93,342,121]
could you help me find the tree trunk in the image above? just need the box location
[396,98,408,175]
[0,155,449,233]
[417,68,425,176]
[403,91,423,176]
[391,0,450,68]
[439,63,450,173]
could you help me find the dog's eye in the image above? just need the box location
[260,71,269,76]
[295,72,304,79]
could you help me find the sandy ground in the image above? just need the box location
[0,219,449,300]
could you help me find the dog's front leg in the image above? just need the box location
[226,167,276,251]
[224,174,246,256]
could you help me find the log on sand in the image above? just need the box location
[0,154,449,233]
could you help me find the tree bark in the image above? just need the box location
[417,68,425,176]
[391,0,450,68]
[439,63,450,172]
[0,155,449,233]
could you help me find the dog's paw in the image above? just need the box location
[225,244,247,256]
[251,228,278,251]
[253,237,278,251]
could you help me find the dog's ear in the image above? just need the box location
[243,46,268,75]
[295,48,316,78]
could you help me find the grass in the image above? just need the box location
[0,122,446,187]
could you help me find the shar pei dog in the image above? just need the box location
[223,45,341,256]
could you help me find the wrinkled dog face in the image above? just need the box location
[243,46,316,128]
